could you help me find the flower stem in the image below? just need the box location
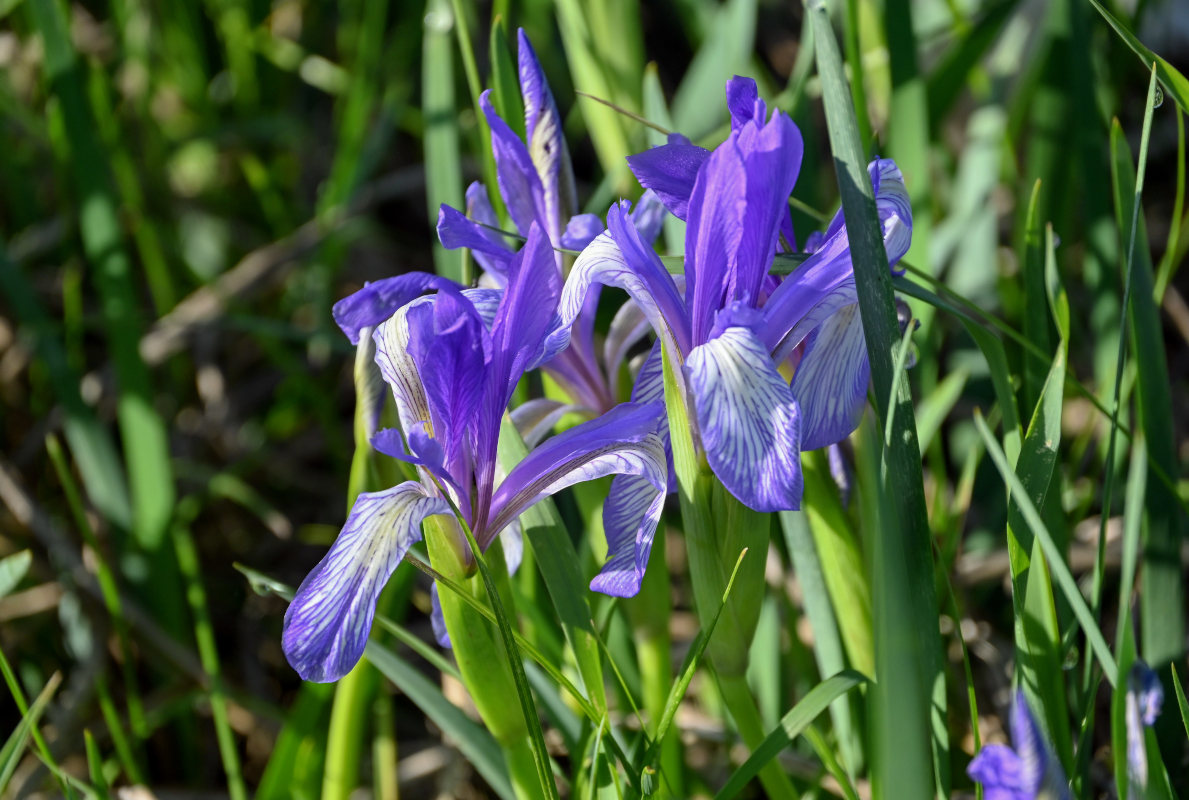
[424,515,544,800]
[628,532,684,797]
[717,670,799,800]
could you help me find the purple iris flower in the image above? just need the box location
[967,691,1070,800]
[1125,660,1165,791]
[283,225,669,682]
[436,30,662,419]
[553,77,911,529]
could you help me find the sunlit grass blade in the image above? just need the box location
[0,671,64,796]
[1005,347,1073,772]
[84,730,110,800]
[423,0,465,282]
[796,456,873,679]
[441,518,560,800]
[1107,86,1184,668]
[554,0,634,188]
[171,497,247,800]
[670,0,757,140]
[925,0,1019,130]
[972,411,1118,686]
[0,550,31,599]
[1089,0,1189,114]
[779,509,863,775]
[1172,665,1189,740]
[713,670,868,800]
[808,2,943,795]
[915,369,968,452]
[254,683,333,800]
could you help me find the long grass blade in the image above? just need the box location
[713,671,868,800]
[972,411,1118,686]
[808,3,942,795]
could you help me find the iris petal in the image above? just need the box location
[518,29,573,233]
[686,325,803,512]
[550,209,689,359]
[625,138,710,221]
[486,402,668,595]
[333,272,458,345]
[789,304,871,451]
[480,90,547,236]
[282,482,451,682]
[967,744,1029,800]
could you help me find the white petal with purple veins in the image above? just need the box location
[686,326,803,512]
[282,482,451,682]
[789,304,871,451]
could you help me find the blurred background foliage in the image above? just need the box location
[0,0,1186,796]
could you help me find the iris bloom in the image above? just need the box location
[967,691,1071,800]
[554,78,910,555]
[1125,660,1164,791]
[437,29,661,419]
[283,225,668,682]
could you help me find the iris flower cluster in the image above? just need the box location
[282,31,913,682]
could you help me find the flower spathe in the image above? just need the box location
[283,225,669,683]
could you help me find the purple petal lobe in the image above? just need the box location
[282,482,450,682]
[725,76,765,130]
[626,142,710,221]
[967,744,1029,800]
[686,325,803,512]
[730,110,802,307]
[486,402,668,588]
[629,189,667,244]
[560,213,605,251]
[684,135,746,344]
[790,304,871,451]
[437,201,514,277]
[480,91,546,236]
[333,273,458,344]
[518,29,574,231]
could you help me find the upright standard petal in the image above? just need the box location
[518,29,574,235]
[625,134,709,221]
[480,91,547,237]
[485,402,668,597]
[683,133,746,344]
[725,75,766,131]
[686,323,803,512]
[488,224,562,410]
[789,303,871,450]
[282,482,451,682]
[730,109,802,307]
[333,272,459,344]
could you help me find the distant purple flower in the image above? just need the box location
[435,30,661,416]
[968,691,1070,800]
[283,225,668,682]
[1126,661,1164,792]
[554,77,911,527]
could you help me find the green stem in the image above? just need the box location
[717,671,799,800]
[323,661,377,800]
[628,532,684,797]
[424,515,543,800]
